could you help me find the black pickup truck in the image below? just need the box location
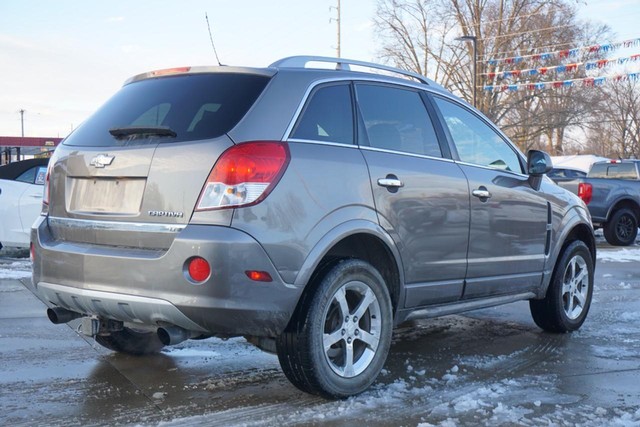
[578,159,640,246]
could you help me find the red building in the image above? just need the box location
[0,136,63,165]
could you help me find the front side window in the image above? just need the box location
[434,97,522,173]
[291,84,354,144]
[356,84,442,157]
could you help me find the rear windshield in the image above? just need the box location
[588,162,639,179]
[64,73,271,147]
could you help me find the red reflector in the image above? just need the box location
[245,271,273,282]
[188,257,211,282]
[30,242,35,261]
[578,182,592,205]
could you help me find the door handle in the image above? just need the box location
[377,178,404,188]
[472,188,491,199]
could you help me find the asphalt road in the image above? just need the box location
[1,239,639,426]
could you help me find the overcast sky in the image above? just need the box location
[1,0,638,138]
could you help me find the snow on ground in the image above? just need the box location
[0,259,32,280]
[157,370,640,427]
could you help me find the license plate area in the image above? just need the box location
[66,177,146,215]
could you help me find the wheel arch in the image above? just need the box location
[606,198,640,223]
[293,220,404,318]
[538,206,595,298]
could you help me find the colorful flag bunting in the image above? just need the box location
[482,72,640,92]
[484,38,640,66]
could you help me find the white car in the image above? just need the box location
[0,158,48,249]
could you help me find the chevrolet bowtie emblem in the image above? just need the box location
[90,154,115,168]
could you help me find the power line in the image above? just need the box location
[476,22,585,43]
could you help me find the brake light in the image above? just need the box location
[578,182,592,205]
[196,141,290,210]
[150,67,191,77]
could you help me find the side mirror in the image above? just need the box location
[527,150,553,176]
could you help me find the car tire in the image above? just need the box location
[603,208,638,246]
[276,259,393,399]
[95,327,165,355]
[530,240,594,333]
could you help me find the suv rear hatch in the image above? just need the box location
[46,69,273,249]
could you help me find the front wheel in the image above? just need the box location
[530,240,594,333]
[95,327,165,355]
[276,259,393,399]
[603,208,638,246]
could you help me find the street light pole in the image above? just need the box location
[455,35,477,108]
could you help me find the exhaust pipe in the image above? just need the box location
[157,325,197,346]
[47,307,82,324]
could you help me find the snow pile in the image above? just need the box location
[597,247,640,263]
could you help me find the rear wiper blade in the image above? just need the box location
[109,126,177,139]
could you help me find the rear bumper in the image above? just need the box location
[30,216,303,337]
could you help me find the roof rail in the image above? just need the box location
[269,55,432,85]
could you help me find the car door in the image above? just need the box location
[18,166,47,233]
[430,95,548,299]
[355,83,470,307]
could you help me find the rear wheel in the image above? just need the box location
[530,240,593,333]
[95,327,165,355]
[603,208,638,246]
[276,259,393,399]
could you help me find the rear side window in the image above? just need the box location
[548,168,586,179]
[64,73,271,147]
[589,163,638,179]
[16,166,47,184]
[291,84,354,144]
[356,84,442,157]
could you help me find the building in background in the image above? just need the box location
[0,136,62,165]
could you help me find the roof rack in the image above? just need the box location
[269,55,432,86]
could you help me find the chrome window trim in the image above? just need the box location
[360,146,454,163]
[286,138,359,148]
[453,159,529,179]
[47,217,186,234]
[282,76,437,141]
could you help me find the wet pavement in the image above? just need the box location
[1,240,640,426]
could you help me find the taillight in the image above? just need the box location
[578,182,592,205]
[196,141,290,211]
[42,160,53,207]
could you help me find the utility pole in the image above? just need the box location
[330,0,341,57]
[19,109,25,137]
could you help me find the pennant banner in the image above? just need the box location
[483,72,640,92]
[485,38,640,66]
[484,54,640,81]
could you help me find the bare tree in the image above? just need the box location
[373,0,611,154]
[587,80,640,158]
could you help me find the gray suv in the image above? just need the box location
[29,56,596,398]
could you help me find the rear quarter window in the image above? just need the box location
[64,73,271,147]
